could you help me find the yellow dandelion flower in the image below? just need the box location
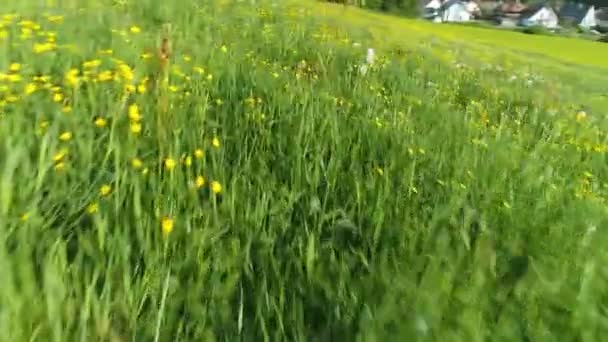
[94,117,107,128]
[52,92,63,102]
[131,158,143,169]
[194,148,204,159]
[211,181,222,194]
[54,162,65,171]
[128,104,141,121]
[53,148,68,162]
[124,84,136,93]
[212,137,220,148]
[59,131,72,141]
[117,63,134,82]
[62,105,72,113]
[97,70,113,82]
[100,184,112,197]
[195,175,205,188]
[137,83,147,94]
[64,68,79,87]
[46,15,64,23]
[83,59,101,69]
[140,52,153,59]
[24,83,37,95]
[220,45,227,53]
[129,26,141,34]
[8,63,21,72]
[576,110,587,122]
[20,212,30,221]
[194,66,205,74]
[161,217,174,236]
[7,74,21,82]
[183,155,192,167]
[164,158,176,171]
[130,122,142,134]
[86,202,99,214]
[33,42,56,54]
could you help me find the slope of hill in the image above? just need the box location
[1,0,608,341]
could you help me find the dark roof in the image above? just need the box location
[560,2,593,21]
[597,8,608,20]
[519,2,553,19]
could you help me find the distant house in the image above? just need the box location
[560,2,597,29]
[597,8,608,31]
[423,0,443,22]
[519,3,559,29]
[493,1,529,27]
[422,0,481,23]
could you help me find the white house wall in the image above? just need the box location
[527,8,558,28]
[442,4,471,22]
[580,7,597,28]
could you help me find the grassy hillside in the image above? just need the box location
[1,0,608,341]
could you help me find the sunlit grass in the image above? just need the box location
[1,0,608,340]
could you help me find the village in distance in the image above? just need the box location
[422,0,608,39]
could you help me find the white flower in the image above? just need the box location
[366,48,375,65]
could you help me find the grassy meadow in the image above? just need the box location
[1,0,608,340]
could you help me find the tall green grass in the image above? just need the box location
[1,0,608,340]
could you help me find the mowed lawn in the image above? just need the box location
[312,2,608,113]
[312,2,608,70]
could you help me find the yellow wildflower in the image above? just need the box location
[83,59,101,69]
[53,148,68,162]
[128,104,141,121]
[54,162,65,171]
[211,181,222,194]
[86,202,99,214]
[100,184,112,197]
[24,83,37,95]
[94,117,107,128]
[130,122,142,134]
[64,68,79,87]
[97,70,113,82]
[20,212,30,221]
[7,74,21,82]
[124,84,136,93]
[117,63,134,82]
[59,131,72,141]
[212,137,220,148]
[161,217,174,236]
[131,158,143,169]
[52,92,63,102]
[194,149,204,159]
[195,175,205,188]
[129,26,141,34]
[576,110,587,122]
[9,63,20,72]
[164,158,176,171]
[183,155,192,167]
[33,42,56,54]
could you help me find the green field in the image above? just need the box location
[1,0,608,340]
